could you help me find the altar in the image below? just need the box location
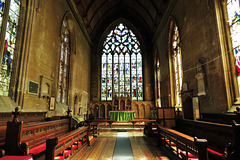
[109,110,135,121]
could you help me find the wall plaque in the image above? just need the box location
[28,80,39,95]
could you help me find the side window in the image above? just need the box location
[227,0,240,95]
[169,21,183,108]
[57,18,70,104]
[0,0,20,96]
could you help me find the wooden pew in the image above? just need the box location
[144,121,158,137]
[176,118,233,159]
[156,123,208,160]
[0,155,33,160]
[4,117,71,156]
[45,126,91,160]
[0,123,6,148]
[86,120,116,128]
[129,119,156,128]
[0,111,47,148]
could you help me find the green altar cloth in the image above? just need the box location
[109,111,135,121]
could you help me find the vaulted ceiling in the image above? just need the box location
[73,0,170,46]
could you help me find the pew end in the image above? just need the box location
[88,135,94,146]
[0,149,5,158]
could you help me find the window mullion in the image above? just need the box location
[130,52,132,98]
[124,53,126,96]
[106,54,108,101]
[111,51,115,99]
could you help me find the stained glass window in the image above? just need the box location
[171,23,183,107]
[0,0,20,96]
[57,18,70,104]
[101,23,143,101]
[227,0,240,94]
[0,0,5,31]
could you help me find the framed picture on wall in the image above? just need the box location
[49,97,55,111]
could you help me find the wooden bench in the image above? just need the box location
[156,123,208,160]
[4,117,71,156]
[176,118,234,159]
[45,126,91,160]
[0,155,33,160]
[89,122,99,137]
[0,124,6,148]
[144,121,158,136]
[129,119,156,128]
[0,111,47,149]
[86,120,116,128]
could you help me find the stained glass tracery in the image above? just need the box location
[0,0,20,96]
[172,23,182,107]
[101,23,143,101]
[227,0,240,94]
[57,19,70,104]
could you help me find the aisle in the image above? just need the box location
[71,131,172,160]
[113,132,134,160]
[128,131,170,160]
[72,132,117,160]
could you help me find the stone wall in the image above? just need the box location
[18,0,91,114]
[155,0,228,114]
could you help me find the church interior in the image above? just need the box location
[0,0,240,159]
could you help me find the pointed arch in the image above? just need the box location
[57,12,75,104]
[100,21,143,101]
[168,17,183,109]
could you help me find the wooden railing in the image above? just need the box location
[45,126,90,160]
[156,123,208,160]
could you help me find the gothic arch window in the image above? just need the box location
[0,0,20,96]
[169,21,183,108]
[101,23,143,101]
[57,17,70,104]
[227,0,240,96]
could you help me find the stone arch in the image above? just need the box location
[107,104,111,117]
[120,99,125,110]
[145,104,151,118]
[99,104,105,118]
[132,104,139,118]
[139,104,145,119]
[93,104,99,119]
[61,11,76,55]
[126,99,131,110]
[113,98,119,110]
